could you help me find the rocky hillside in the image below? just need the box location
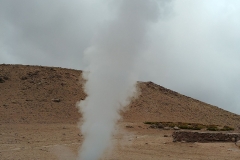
[0,64,240,129]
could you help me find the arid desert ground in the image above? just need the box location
[1,64,240,159]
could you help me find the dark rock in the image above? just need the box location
[3,76,8,80]
[173,131,240,143]
[149,123,164,129]
[52,98,60,102]
[21,76,28,80]
[0,77,5,83]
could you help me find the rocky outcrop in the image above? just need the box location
[0,76,8,83]
[236,140,240,147]
[173,131,240,142]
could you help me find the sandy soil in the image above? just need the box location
[1,64,240,159]
[1,122,240,160]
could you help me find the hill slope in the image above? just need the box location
[1,64,240,129]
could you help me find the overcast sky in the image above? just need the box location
[0,0,239,115]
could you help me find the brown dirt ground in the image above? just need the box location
[1,64,240,159]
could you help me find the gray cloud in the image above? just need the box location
[0,0,102,68]
[138,0,240,114]
[0,0,239,114]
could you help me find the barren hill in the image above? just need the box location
[1,64,240,129]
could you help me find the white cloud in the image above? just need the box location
[0,0,239,114]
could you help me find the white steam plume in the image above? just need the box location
[77,0,161,159]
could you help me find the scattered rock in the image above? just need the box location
[149,123,164,129]
[0,75,9,83]
[52,98,60,102]
[157,123,164,128]
[126,125,134,128]
[27,71,39,77]
[11,100,17,104]
[164,135,168,137]
[61,82,66,86]
[0,77,5,83]
[164,127,171,130]
[174,126,180,130]
[21,76,28,80]
[3,76,8,80]
[236,140,240,147]
[173,131,240,142]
